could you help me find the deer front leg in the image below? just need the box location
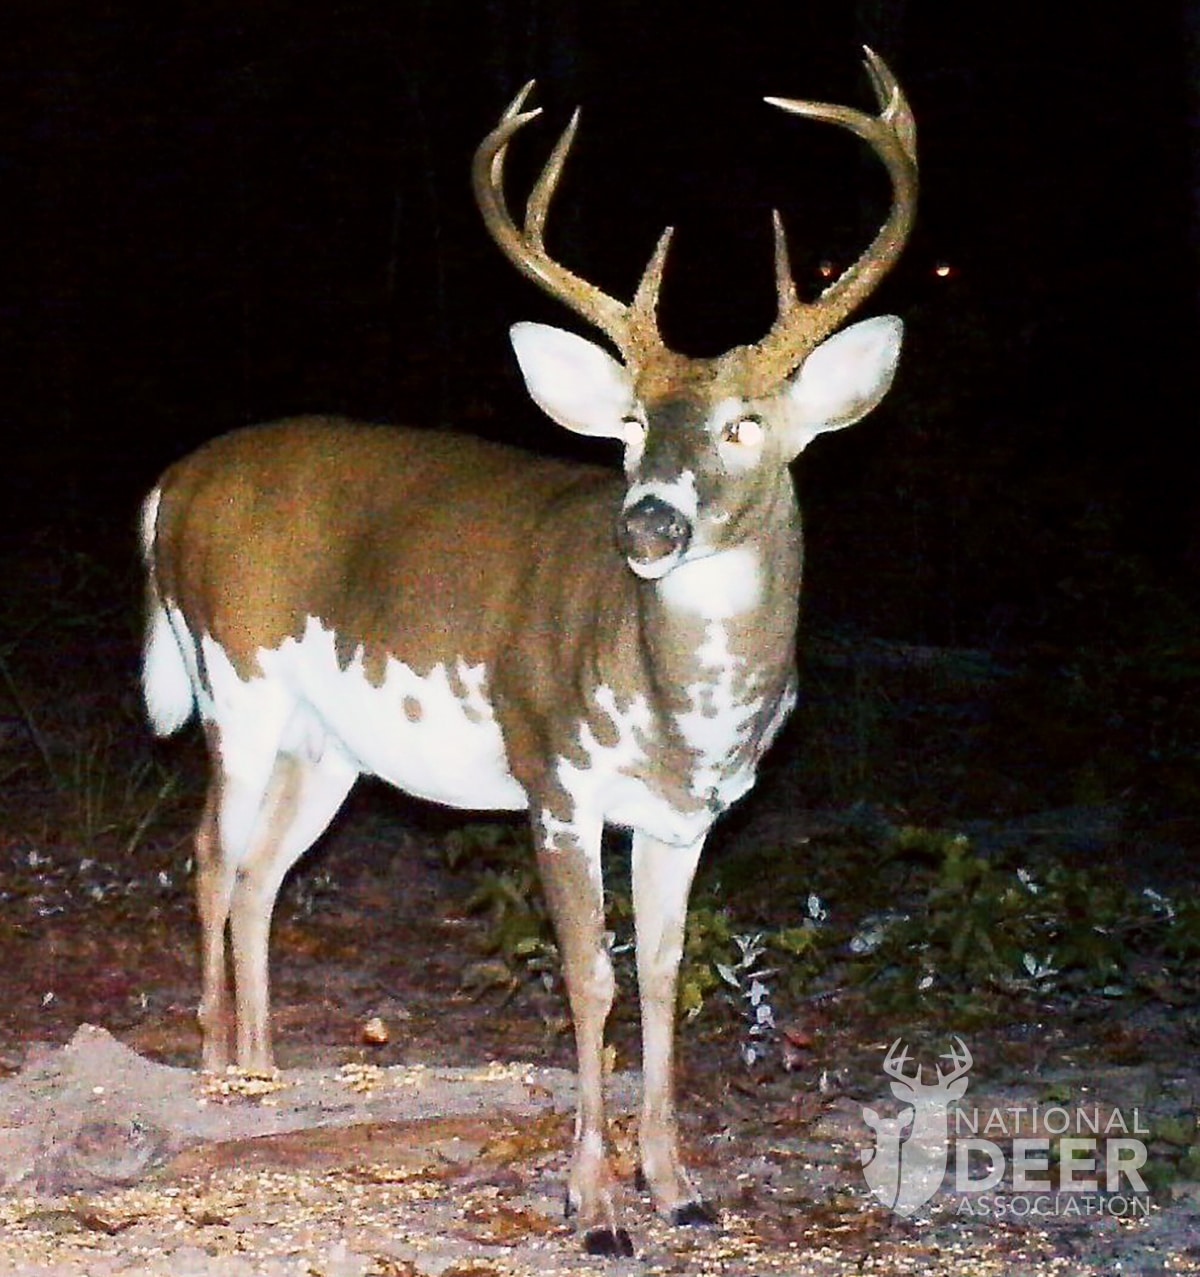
[532,809,631,1257]
[631,830,717,1225]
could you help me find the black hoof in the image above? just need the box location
[671,1200,720,1228]
[584,1226,635,1257]
[633,1166,647,1192]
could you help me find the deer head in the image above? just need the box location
[473,47,917,582]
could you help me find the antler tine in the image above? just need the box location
[750,48,918,389]
[625,226,674,363]
[473,82,669,365]
[862,45,917,163]
[883,1039,913,1076]
[523,106,579,249]
[771,209,799,316]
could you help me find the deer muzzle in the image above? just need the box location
[617,494,693,579]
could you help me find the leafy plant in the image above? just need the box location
[442,823,831,1050]
[715,934,777,1067]
[842,825,1200,1009]
[463,865,558,983]
[442,826,561,998]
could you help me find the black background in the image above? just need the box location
[2,1,1197,649]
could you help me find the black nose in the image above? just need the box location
[617,495,692,565]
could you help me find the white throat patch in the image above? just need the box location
[658,546,761,619]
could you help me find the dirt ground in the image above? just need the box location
[1,540,1199,1275]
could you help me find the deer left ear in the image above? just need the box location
[781,315,903,457]
[510,322,635,440]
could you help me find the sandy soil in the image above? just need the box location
[0,1017,1196,1276]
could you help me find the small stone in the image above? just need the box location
[361,1016,390,1045]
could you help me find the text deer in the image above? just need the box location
[140,48,916,1254]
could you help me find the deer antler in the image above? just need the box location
[935,1037,973,1085]
[474,49,916,389]
[471,80,672,369]
[882,1038,918,1082]
[749,45,918,390]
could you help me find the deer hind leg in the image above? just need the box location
[189,640,303,1072]
[227,748,357,1072]
[194,662,356,1074]
[193,715,289,1073]
[631,830,716,1225]
[194,762,236,1073]
[532,810,631,1257]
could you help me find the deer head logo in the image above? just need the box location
[860,1037,972,1217]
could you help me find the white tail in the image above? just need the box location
[140,491,197,736]
[141,49,915,1255]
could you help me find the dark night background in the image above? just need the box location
[1,1,1198,801]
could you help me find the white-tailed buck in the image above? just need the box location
[140,48,916,1254]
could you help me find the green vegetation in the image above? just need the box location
[442,817,1200,1060]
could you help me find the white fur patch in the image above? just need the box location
[622,470,699,520]
[760,677,798,754]
[192,617,526,818]
[140,488,198,736]
[139,487,161,559]
[675,621,763,805]
[658,546,761,619]
[554,685,652,820]
[258,617,527,810]
[550,685,717,848]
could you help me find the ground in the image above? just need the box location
[1,533,1198,1275]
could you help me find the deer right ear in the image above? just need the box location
[510,322,635,440]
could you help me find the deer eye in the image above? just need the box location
[722,416,764,448]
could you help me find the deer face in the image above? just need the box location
[510,314,904,579]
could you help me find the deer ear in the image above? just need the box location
[781,315,903,456]
[510,322,635,440]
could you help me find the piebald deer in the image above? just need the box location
[140,49,916,1254]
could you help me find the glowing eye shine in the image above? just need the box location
[723,417,764,448]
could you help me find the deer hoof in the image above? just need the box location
[584,1226,634,1257]
[671,1200,719,1227]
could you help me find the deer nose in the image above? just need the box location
[617,495,692,575]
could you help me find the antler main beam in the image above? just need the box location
[753,45,918,386]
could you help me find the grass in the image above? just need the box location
[65,724,181,859]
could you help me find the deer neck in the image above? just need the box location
[648,526,800,683]
[593,488,804,745]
